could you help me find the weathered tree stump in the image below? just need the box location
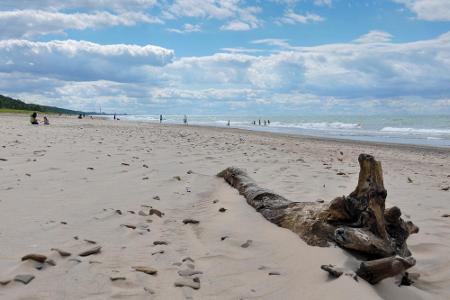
[218,154,419,284]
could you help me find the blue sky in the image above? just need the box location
[0,0,450,114]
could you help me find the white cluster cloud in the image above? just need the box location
[0,10,162,39]
[354,30,393,43]
[279,9,324,25]
[167,23,202,33]
[394,0,450,21]
[0,39,174,82]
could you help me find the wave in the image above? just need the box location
[268,122,362,130]
[381,127,450,135]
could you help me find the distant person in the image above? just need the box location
[30,112,39,125]
[160,114,163,123]
[264,120,267,126]
[183,115,188,125]
[114,114,116,120]
[227,120,230,126]
[253,120,256,125]
[78,114,83,119]
[43,116,50,125]
[267,120,270,125]
[258,119,261,126]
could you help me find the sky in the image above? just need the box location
[0,0,450,115]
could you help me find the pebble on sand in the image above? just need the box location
[174,278,200,290]
[320,264,343,278]
[78,246,101,257]
[14,274,35,285]
[178,269,203,277]
[149,208,164,217]
[122,224,137,229]
[153,196,160,200]
[133,266,157,275]
[183,219,199,224]
[218,207,227,212]
[0,279,11,285]
[153,241,168,245]
[241,240,253,248]
[21,254,47,263]
[110,276,126,281]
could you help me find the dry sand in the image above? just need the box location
[0,114,449,300]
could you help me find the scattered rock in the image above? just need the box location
[183,219,199,224]
[144,287,155,294]
[0,158,8,161]
[268,272,281,276]
[321,264,343,278]
[442,214,450,218]
[138,210,147,216]
[110,276,126,281]
[187,170,193,174]
[121,163,130,166]
[50,248,72,257]
[69,258,82,263]
[316,199,325,203]
[153,196,160,200]
[84,239,97,244]
[46,259,56,266]
[407,177,413,183]
[441,186,449,191]
[336,172,346,176]
[174,278,200,290]
[149,208,164,217]
[0,279,11,285]
[79,246,101,257]
[153,241,168,246]
[133,266,157,275]
[14,274,35,285]
[173,176,181,181]
[73,236,79,240]
[127,210,135,214]
[115,209,122,215]
[152,250,165,255]
[178,269,203,277]
[60,221,67,225]
[213,199,219,204]
[221,236,228,241]
[143,164,149,168]
[182,257,194,263]
[142,177,149,180]
[218,207,227,213]
[21,254,47,263]
[241,240,252,248]
[186,187,191,192]
[122,224,136,229]
[87,167,94,170]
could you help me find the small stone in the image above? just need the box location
[442,214,450,218]
[153,196,160,200]
[153,241,168,245]
[144,287,155,294]
[69,258,81,263]
[221,236,228,241]
[14,274,35,285]
[73,236,79,240]
[149,208,164,217]
[316,199,325,203]
[35,263,45,270]
[187,170,193,174]
[21,254,47,263]
[143,164,149,168]
[174,279,200,290]
[84,239,97,244]
[133,266,157,275]
[87,167,94,170]
[127,210,135,214]
[0,279,11,285]
[241,240,252,248]
[336,172,346,176]
[79,246,101,257]
[152,250,165,255]
[441,186,449,191]
[182,257,194,263]
[0,158,8,161]
[407,177,413,183]
[218,207,227,213]
[60,221,67,225]
[138,210,147,216]
[51,248,71,257]
[186,187,191,192]
[321,264,343,278]
[213,199,219,204]
[268,272,280,276]
[142,177,149,180]
[115,210,122,215]
[178,269,203,277]
[122,224,137,229]
[183,219,199,224]
[121,162,130,166]
[110,276,126,281]
[46,259,56,266]
[173,176,181,181]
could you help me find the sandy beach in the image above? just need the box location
[0,114,449,300]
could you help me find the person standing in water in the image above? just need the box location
[160,114,163,123]
[227,120,230,126]
[183,115,188,125]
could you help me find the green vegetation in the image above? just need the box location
[0,94,83,115]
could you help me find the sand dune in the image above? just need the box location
[0,115,449,299]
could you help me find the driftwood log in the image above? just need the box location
[218,154,419,284]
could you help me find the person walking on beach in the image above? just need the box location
[30,112,39,125]
[258,119,261,126]
[160,114,163,123]
[183,115,188,125]
[227,120,230,126]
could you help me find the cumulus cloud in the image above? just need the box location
[354,30,393,43]
[167,23,202,33]
[394,0,450,21]
[278,9,324,24]
[0,39,174,82]
[0,10,162,38]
